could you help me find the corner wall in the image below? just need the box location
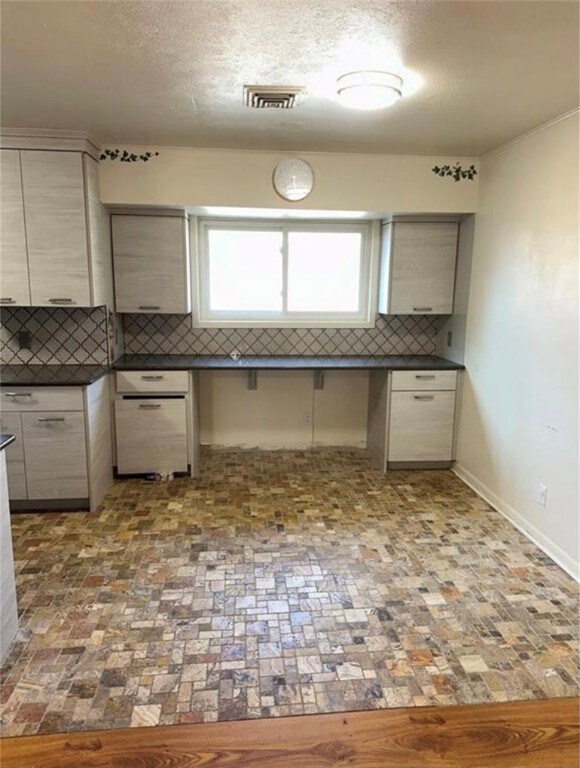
[455,112,579,577]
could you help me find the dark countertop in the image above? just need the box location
[0,434,15,452]
[114,354,465,371]
[0,365,110,387]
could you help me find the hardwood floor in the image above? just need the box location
[1,697,578,768]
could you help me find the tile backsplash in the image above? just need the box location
[0,306,114,365]
[122,314,441,356]
[0,309,441,365]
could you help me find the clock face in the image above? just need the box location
[273,158,314,201]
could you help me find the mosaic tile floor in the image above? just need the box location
[1,449,578,736]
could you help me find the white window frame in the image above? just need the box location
[192,218,380,328]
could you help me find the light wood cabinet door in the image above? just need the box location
[388,390,455,462]
[112,215,190,314]
[0,150,30,306]
[0,413,27,499]
[115,398,188,474]
[20,150,91,307]
[385,222,458,315]
[22,411,88,499]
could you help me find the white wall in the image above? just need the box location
[455,112,579,576]
[99,145,478,214]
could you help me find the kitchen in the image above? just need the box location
[0,1,578,766]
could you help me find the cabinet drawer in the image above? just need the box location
[22,411,88,499]
[116,370,189,394]
[0,413,27,499]
[1,387,84,412]
[115,398,188,474]
[388,390,455,462]
[391,370,457,392]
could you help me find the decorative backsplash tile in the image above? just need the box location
[0,306,112,365]
[122,314,441,357]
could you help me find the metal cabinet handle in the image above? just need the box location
[141,375,164,380]
[47,298,75,304]
[0,298,15,304]
[38,417,66,422]
[413,306,433,312]
[413,395,435,400]
[139,305,160,310]
[138,403,162,409]
[4,392,32,397]
[415,375,436,380]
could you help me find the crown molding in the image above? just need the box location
[483,108,579,160]
[0,127,101,160]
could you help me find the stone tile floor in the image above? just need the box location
[0,449,578,736]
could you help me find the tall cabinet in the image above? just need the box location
[0,138,112,308]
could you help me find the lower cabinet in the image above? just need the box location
[114,370,198,476]
[388,390,456,462]
[0,413,26,500]
[0,377,113,510]
[21,411,88,498]
[115,399,188,474]
[367,368,460,471]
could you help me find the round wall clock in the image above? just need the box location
[273,157,314,201]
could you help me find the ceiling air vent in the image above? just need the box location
[244,85,304,109]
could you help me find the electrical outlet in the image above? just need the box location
[536,483,547,507]
[304,412,312,425]
[17,330,31,350]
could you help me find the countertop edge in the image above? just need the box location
[113,356,465,371]
[0,434,15,452]
[0,366,110,387]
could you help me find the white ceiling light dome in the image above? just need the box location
[336,71,403,111]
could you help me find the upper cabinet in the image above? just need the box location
[0,147,112,308]
[378,221,459,315]
[111,213,191,314]
[0,150,30,306]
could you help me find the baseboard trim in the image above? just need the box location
[453,463,579,582]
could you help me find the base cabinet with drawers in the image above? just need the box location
[367,368,461,471]
[114,370,198,476]
[0,377,113,510]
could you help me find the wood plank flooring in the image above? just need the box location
[2,697,578,768]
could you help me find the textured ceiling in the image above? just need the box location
[1,0,578,155]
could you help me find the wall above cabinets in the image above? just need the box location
[0,142,113,309]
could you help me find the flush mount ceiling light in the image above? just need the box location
[336,71,403,110]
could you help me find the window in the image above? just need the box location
[197,219,377,327]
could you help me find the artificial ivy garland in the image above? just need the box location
[432,163,478,182]
[99,148,160,163]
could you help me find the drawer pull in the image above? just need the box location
[138,403,162,409]
[141,375,164,380]
[413,306,433,312]
[415,375,436,380]
[0,298,15,304]
[4,392,32,398]
[37,417,66,422]
[47,298,75,304]
[413,395,435,401]
[139,305,160,310]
